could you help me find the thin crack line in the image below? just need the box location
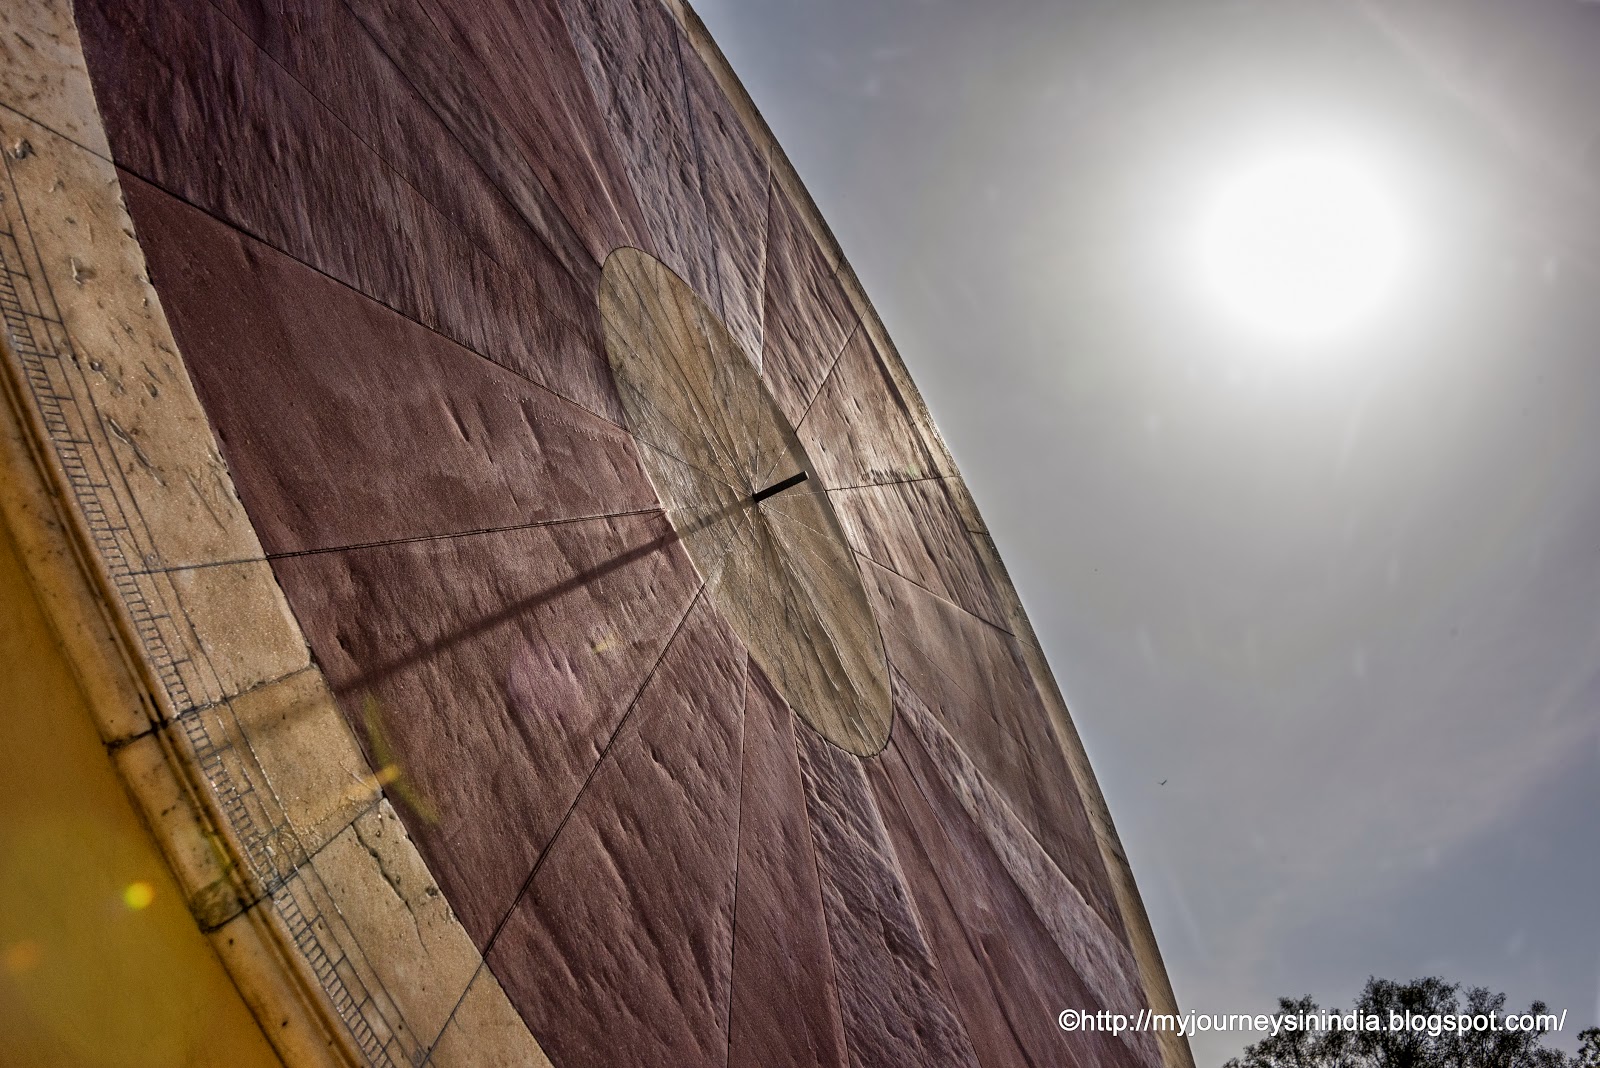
[479,581,709,959]
[128,507,665,575]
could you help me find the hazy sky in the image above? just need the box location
[694,1,1600,1063]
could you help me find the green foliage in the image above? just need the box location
[1222,977,1584,1068]
[1574,1028,1600,1068]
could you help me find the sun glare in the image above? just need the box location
[1195,144,1410,344]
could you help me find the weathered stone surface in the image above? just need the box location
[271,512,703,947]
[0,0,111,158]
[829,477,1007,629]
[680,39,770,366]
[880,679,1160,1067]
[560,0,721,314]
[345,0,649,275]
[428,965,554,1068]
[311,801,482,1048]
[760,188,857,424]
[78,0,623,422]
[602,248,892,755]
[793,726,981,1068]
[728,668,850,1068]
[861,558,1125,932]
[210,0,609,283]
[167,560,309,695]
[271,862,425,1064]
[220,666,374,858]
[864,740,1039,1068]
[799,325,939,491]
[488,596,745,1068]
[0,108,262,575]
[126,179,656,557]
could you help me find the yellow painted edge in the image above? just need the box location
[0,337,361,1068]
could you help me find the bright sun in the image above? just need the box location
[1195,145,1410,343]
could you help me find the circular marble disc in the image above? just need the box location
[601,247,891,754]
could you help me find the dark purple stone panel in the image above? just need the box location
[207,0,595,282]
[76,0,623,423]
[728,668,850,1068]
[125,178,657,557]
[798,326,937,490]
[864,740,1044,1068]
[889,674,1164,1068]
[860,559,1126,933]
[680,42,770,366]
[793,725,981,1068]
[488,596,746,1068]
[829,478,1008,630]
[870,684,1160,1068]
[760,188,858,426]
[345,0,652,274]
[558,0,721,315]
[272,512,703,947]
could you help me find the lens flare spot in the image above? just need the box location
[121,880,155,911]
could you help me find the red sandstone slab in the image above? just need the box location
[271,513,703,947]
[487,596,745,1068]
[864,739,1044,1068]
[798,327,937,490]
[828,478,1007,630]
[793,725,981,1068]
[78,0,623,422]
[126,179,657,557]
[680,42,770,366]
[208,0,590,282]
[760,189,858,425]
[727,668,850,1068]
[559,0,721,314]
[860,559,1125,931]
[352,0,649,274]
[875,682,1161,1068]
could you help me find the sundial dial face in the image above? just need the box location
[0,2,1184,1067]
[601,248,892,755]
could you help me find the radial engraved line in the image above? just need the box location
[644,449,749,591]
[784,711,855,1065]
[754,514,877,754]
[124,506,669,576]
[334,0,599,279]
[768,489,1011,637]
[480,581,710,957]
[867,566,1027,720]
[669,22,728,328]
[615,259,750,488]
[751,173,775,375]
[756,316,861,487]
[758,501,890,750]
[134,176,622,431]
[722,651,752,1053]
[687,288,763,489]
[606,342,747,494]
[868,753,1039,1060]
[847,546,1014,639]
[887,663,1125,963]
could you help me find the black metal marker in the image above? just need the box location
[752,470,808,503]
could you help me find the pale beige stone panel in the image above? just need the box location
[429,967,556,1068]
